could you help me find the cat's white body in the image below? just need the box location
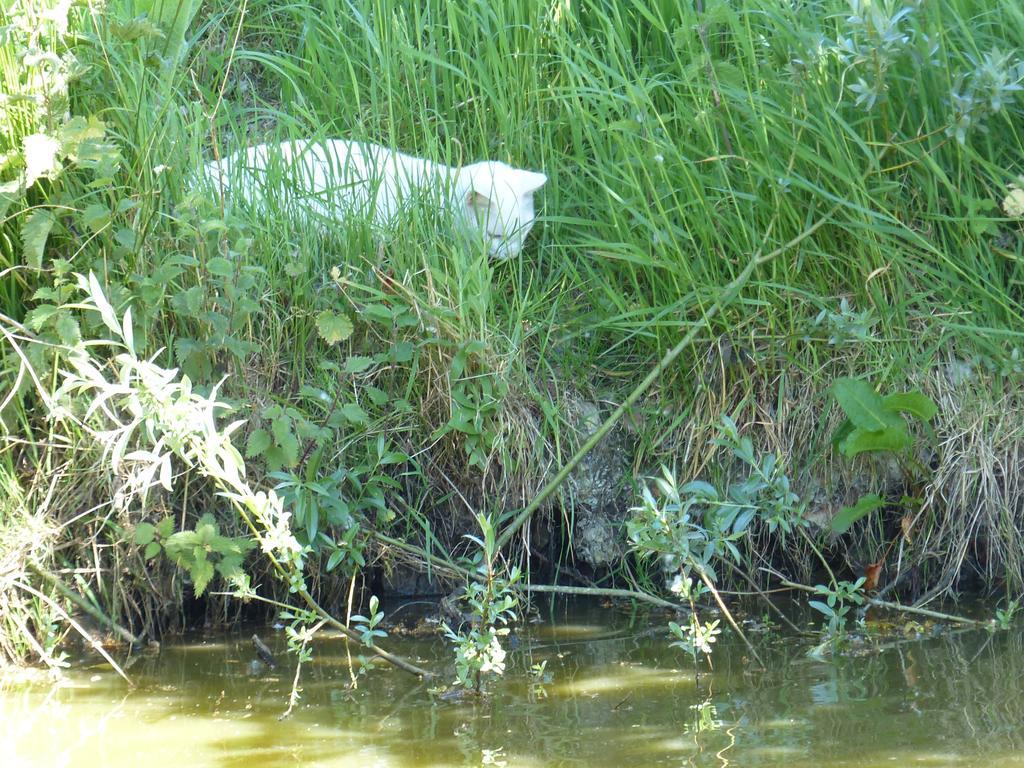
[201,140,547,259]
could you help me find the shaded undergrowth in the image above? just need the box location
[1,0,1024,668]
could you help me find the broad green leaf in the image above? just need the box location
[58,115,105,159]
[808,600,834,617]
[190,557,215,597]
[81,203,110,233]
[22,209,56,269]
[144,541,162,560]
[831,417,855,450]
[114,228,137,249]
[55,310,80,342]
[134,522,156,545]
[831,494,886,534]
[839,424,912,458]
[341,403,369,425]
[316,310,354,345]
[170,285,204,316]
[830,378,890,431]
[366,386,389,406]
[156,517,174,537]
[25,304,60,331]
[881,392,938,422]
[344,356,374,374]
[390,341,414,363]
[246,428,272,458]
[206,256,234,277]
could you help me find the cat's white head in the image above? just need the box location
[461,161,547,259]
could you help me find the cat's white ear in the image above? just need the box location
[466,190,492,212]
[514,170,547,194]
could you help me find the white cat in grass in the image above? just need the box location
[201,140,547,259]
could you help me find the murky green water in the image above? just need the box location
[3,599,1023,767]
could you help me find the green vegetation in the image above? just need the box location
[2,0,1024,681]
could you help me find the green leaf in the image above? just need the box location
[345,356,374,374]
[81,203,110,233]
[808,600,834,617]
[246,428,272,458]
[341,403,369,426]
[22,210,56,269]
[830,378,891,431]
[170,285,204,316]
[831,494,886,534]
[25,304,60,331]
[0,179,22,221]
[156,517,174,538]
[316,310,354,345]
[54,312,81,345]
[190,557,215,597]
[206,256,234,277]
[144,541,162,560]
[114,228,137,250]
[390,341,414,363]
[839,424,912,458]
[134,522,156,545]
[881,392,938,422]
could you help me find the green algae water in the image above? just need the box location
[3,599,1023,767]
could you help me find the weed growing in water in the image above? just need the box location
[443,513,520,693]
[807,577,867,657]
[629,416,804,669]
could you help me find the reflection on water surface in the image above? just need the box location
[3,599,1023,767]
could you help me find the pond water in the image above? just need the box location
[2,598,1022,767]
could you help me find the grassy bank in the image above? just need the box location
[2,0,1024,667]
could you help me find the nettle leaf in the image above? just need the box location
[831,493,886,534]
[144,541,162,560]
[206,256,234,277]
[341,403,369,426]
[22,209,56,269]
[317,310,354,345]
[345,356,374,374]
[831,378,890,431]
[25,304,60,331]
[134,522,156,545]
[81,203,110,233]
[58,115,106,160]
[190,557,215,597]
[246,428,272,458]
[881,392,938,422]
[170,285,204,316]
[54,312,81,345]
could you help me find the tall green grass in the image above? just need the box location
[3,0,1024,653]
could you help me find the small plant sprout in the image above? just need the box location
[992,599,1020,631]
[443,513,520,693]
[351,596,388,647]
[807,578,867,657]
[813,298,876,346]
[948,49,1024,144]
